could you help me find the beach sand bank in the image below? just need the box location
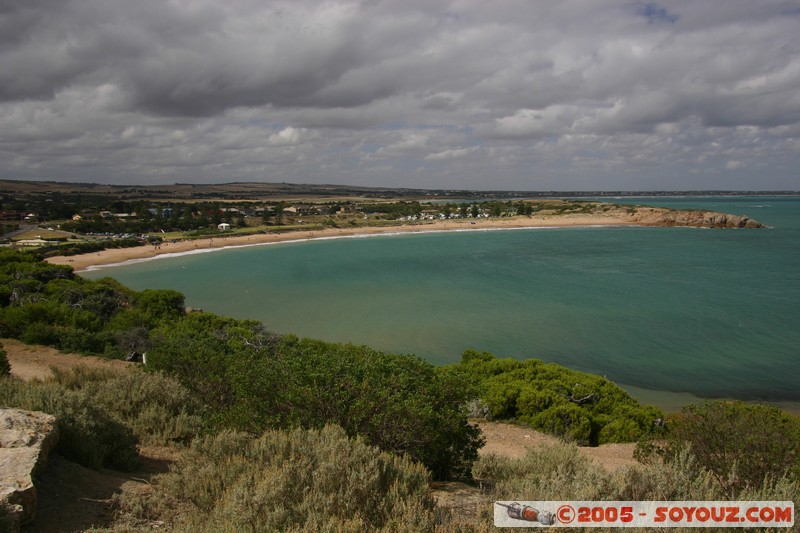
[46,213,632,271]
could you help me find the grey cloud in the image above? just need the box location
[0,0,798,189]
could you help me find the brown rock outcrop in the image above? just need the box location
[0,409,59,531]
[623,207,764,229]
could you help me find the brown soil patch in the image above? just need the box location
[24,446,176,533]
[3,338,132,381]
[476,420,638,472]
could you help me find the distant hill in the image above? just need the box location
[0,178,796,202]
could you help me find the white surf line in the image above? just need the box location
[79,224,629,272]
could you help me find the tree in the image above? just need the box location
[273,202,286,225]
[644,401,800,496]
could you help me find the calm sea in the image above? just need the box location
[84,196,800,409]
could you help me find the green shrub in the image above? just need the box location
[47,366,206,446]
[0,367,207,469]
[0,376,139,470]
[0,251,186,357]
[475,441,616,502]
[524,403,593,444]
[82,370,206,445]
[148,320,483,481]
[117,425,434,532]
[638,401,800,496]
[447,350,663,445]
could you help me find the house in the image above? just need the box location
[284,205,316,215]
[16,238,48,247]
[217,223,231,231]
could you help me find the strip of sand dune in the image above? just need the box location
[46,213,631,271]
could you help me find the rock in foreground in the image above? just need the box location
[0,409,59,531]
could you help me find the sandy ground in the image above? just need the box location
[45,213,632,271]
[476,420,637,472]
[3,338,132,381]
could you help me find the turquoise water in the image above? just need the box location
[84,197,800,404]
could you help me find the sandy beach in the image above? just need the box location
[46,213,632,271]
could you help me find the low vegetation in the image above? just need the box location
[0,249,184,357]
[445,350,664,445]
[464,441,799,533]
[113,425,434,532]
[0,366,205,469]
[636,401,800,497]
[146,315,482,480]
[101,422,799,532]
[39,237,143,257]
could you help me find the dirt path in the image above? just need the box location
[2,338,132,381]
[477,420,637,472]
[25,446,178,533]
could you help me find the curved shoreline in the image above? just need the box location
[46,213,633,271]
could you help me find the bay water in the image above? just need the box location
[84,196,800,409]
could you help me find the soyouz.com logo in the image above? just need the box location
[494,501,794,528]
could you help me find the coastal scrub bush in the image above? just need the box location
[475,443,798,532]
[446,350,663,445]
[48,366,206,445]
[145,312,259,413]
[147,319,483,481]
[637,401,800,496]
[475,441,617,502]
[0,375,139,470]
[0,251,187,357]
[0,366,205,470]
[231,336,484,480]
[116,425,435,532]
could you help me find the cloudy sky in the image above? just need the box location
[1,0,798,190]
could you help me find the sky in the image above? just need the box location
[1,0,799,191]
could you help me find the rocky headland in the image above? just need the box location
[623,206,764,228]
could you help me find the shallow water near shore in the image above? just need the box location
[84,196,800,409]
